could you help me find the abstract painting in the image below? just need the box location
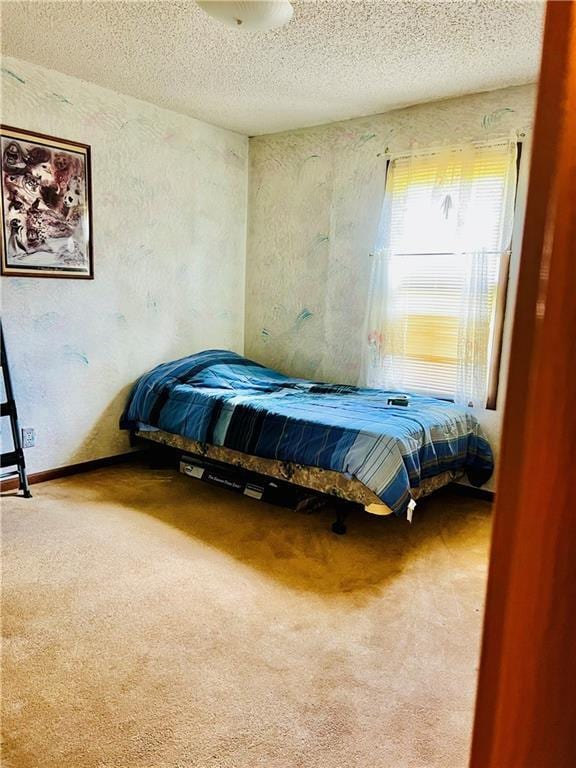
[0,125,93,278]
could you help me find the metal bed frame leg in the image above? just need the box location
[331,507,348,535]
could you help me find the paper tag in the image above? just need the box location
[407,499,416,524]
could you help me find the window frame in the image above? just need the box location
[485,141,523,410]
[380,141,522,410]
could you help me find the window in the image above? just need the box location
[364,140,518,408]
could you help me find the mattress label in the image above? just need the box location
[244,483,264,500]
[180,462,205,479]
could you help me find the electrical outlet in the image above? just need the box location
[21,427,35,448]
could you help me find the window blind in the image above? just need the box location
[379,140,517,401]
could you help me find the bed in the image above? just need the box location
[120,349,493,523]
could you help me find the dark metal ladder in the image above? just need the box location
[1,321,32,497]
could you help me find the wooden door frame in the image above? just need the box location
[470,1,576,766]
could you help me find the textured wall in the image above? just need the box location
[1,57,248,473]
[245,84,537,487]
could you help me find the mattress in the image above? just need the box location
[121,349,493,517]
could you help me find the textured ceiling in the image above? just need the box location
[1,0,545,136]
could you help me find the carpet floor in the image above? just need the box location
[1,464,491,768]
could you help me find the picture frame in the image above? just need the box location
[0,125,93,279]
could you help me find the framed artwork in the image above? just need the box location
[0,125,93,279]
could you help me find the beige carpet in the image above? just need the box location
[1,464,491,768]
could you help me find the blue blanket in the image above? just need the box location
[120,350,493,516]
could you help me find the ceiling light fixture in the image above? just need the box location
[196,1,293,32]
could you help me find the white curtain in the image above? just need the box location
[361,139,518,408]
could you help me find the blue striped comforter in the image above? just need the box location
[120,350,493,516]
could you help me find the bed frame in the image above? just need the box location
[133,429,460,534]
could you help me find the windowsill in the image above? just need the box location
[400,392,496,411]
